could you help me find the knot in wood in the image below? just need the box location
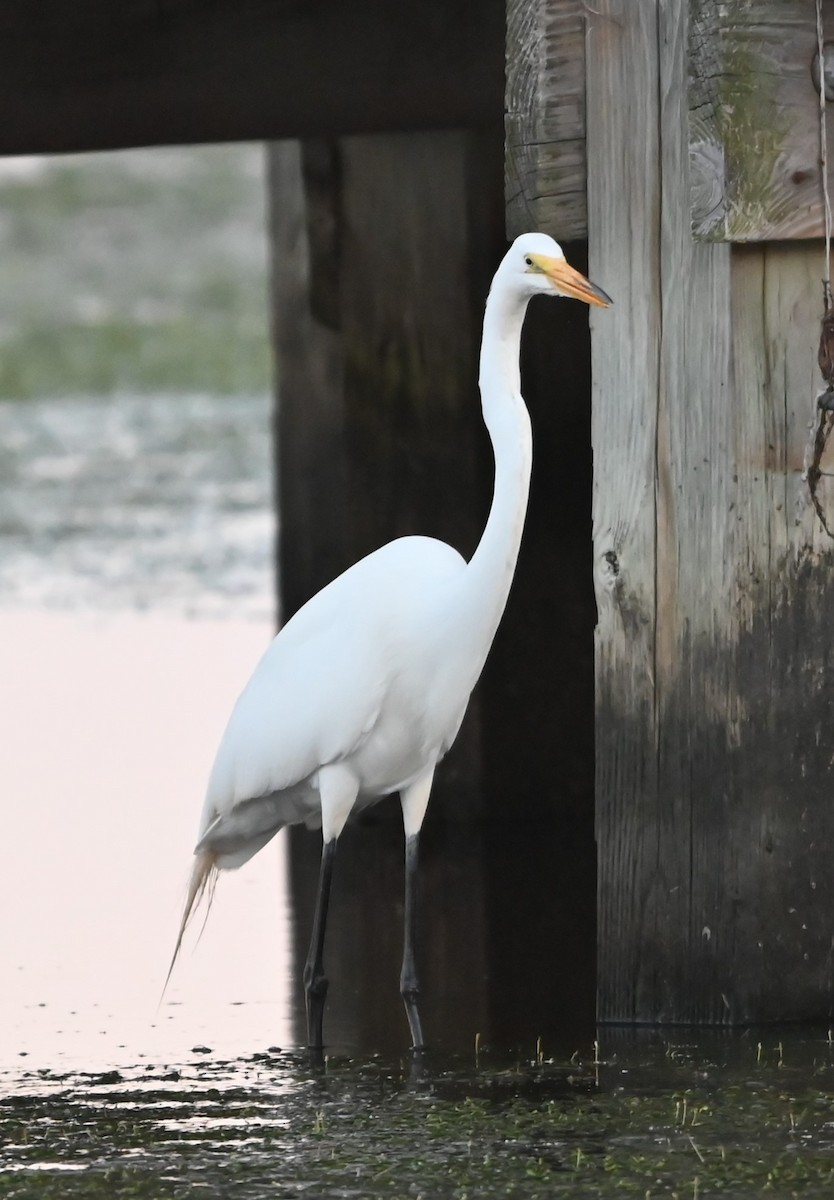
[603,549,620,578]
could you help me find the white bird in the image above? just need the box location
[168,232,611,1051]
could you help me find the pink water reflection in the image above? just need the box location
[0,610,295,1072]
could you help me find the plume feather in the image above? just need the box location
[161,850,218,1001]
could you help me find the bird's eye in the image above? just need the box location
[524,256,533,267]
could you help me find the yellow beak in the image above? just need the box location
[528,253,612,308]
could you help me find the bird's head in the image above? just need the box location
[506,232,612,308]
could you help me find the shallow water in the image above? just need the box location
[4,1030,834,1198]
[1,271,831,1195]
[4,391,834,1194]
[0,392,273,617]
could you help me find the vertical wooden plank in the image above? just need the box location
[587,0,662,1021]
[656,0,735,1023]
[267,140,347,622]
[593,0,834,1023]
[479,252,597,1036]
[722,241,834,1021]
[505,0,588,239]
[658,12,834,1024]
[273,122,600,1036]
[760,243,832,557]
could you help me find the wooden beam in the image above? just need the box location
[690,0,834,240]
[652,0,736,1023]
[505,0,587,240]
[0,0,504,155]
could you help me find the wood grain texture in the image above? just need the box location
[653,0,736,1023]
[714,242,834,1022]
[505,0,587,239]
[505,0,834,244]
[267,141,348,624]
[587,0,662,1020]
[691,0,834,240]
[593,0,834,1023]
[0,0,504,153]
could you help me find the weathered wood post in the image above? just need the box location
[511,0,834,1025]
[505,0,834,1024]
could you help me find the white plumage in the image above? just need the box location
[198,536,467,863]
[169,232,611,1050]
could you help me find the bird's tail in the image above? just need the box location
[161,849,219,1001]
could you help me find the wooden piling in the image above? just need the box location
[587,0,834,1023]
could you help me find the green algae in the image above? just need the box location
[3,1032,834,1198]
[690,1,793,241]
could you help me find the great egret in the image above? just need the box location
[169,232,611,1051]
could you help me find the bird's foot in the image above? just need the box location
[400,980,425,1051]
[304,967,329,1053]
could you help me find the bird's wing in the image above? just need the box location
[202,612,385,825]
[197,535,465,841]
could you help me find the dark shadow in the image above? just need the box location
[287,814,594,1058]
[480,240,595,828]
[478,239,596,1044]
[287,814,491,1056]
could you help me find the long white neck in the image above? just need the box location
[462,281,533,649]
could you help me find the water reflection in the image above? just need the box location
[5,1028,834,1198]
[0,609,294,1072]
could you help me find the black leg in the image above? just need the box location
[400,832,425,1049]
[303,837,336,1053]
